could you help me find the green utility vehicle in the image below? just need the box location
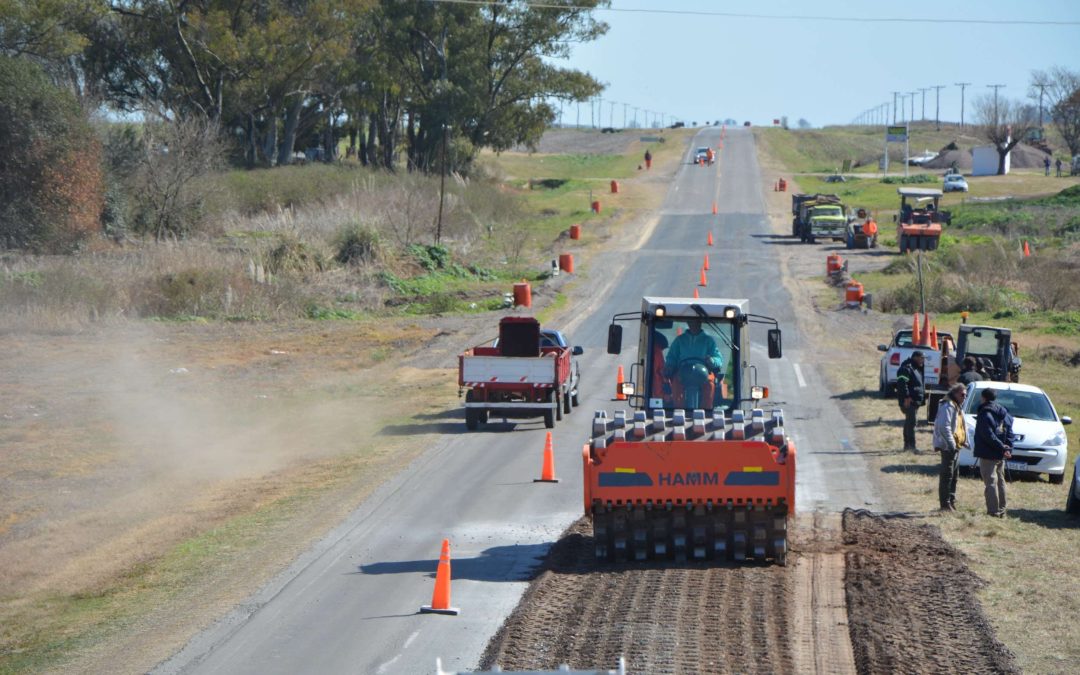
[791,193,845,243]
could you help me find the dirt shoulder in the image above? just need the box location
[0,132,692,674]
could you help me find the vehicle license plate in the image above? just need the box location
[1005,461,1026,472]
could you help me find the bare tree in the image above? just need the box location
[974,94,1038,175]
[1032,67,1080,156]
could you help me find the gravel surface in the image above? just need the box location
[481,511,1018,674]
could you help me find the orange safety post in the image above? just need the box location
[559,253,574,274]
[699,268,708,287]
[610,180,619,194]
[1023,240,1031,257]
[703,253,710,271]
[534,431,559,483]
[569,224,581,240]
[707,231,714,246]
[712,202,718,215]
[615,365,626,401]
[513,281,532,308]
[420,539,460,615]
[693,288,699,299]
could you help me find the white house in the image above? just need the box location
[972,145,1009,176]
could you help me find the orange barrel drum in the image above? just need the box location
[826,253,844,276]
[645,158,652,169]
[569,224,581,240]
[845,281,864,307]
[778,178,787,192]
[559,253,574,274]
[865,220,878,236]
[610,180,619,194]
[513,281,532,308]
[591,200,601,214]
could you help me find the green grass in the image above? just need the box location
[206,163,378,215]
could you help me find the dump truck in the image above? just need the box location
[791,193,844,243]
[458,317,582,430]
[583,297,793,564]
[926,322,1021,419]
[895,187,951,253]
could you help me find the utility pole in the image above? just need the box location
[1032,80,1049,128]
[899,94,906,123]
[623,102,628,128]
[987,84,1006,124]
[919,88,928,120]
[931,85,945,130]
[434,25,449,246]
[909,91,917,123]
[609,100,615,128]
[892,91,900,124]
[633,106,639,128]
[955,82,971,128]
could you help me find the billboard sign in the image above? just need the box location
[886,125,908,142]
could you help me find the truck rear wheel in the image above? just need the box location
[545,391,556,428]
[464,391,482,431]
[563,389,572,415]
[555,393,564,421]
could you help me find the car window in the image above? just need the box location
[964,390,1057,421]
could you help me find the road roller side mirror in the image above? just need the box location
[607,324,623,355]
[767,329,782,359]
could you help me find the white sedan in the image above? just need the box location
[943,174,969,193]
[958,381,1072,483]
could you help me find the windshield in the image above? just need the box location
[696,147,709,154]
[647,318,737,411]
[964,329,1001,356]
[811,206,843,218]
[965,389,1057,422]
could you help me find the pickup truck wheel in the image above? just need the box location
[563,389,572,414]
[555,393,564,421]
[465,408,479,431]
[1049,472,1065,485]
[571,391,580,407]
[545,392,557,428]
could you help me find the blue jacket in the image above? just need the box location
[972,401,1014,460]
[664,331,723,374]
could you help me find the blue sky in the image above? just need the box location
[558,0,1080,127]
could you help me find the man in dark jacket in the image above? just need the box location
[973,388,1014,517]
[957,356,984,385]
[896,351,926,451]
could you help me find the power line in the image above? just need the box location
[427,0,1080,25]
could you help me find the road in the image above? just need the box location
[156,128,883,674]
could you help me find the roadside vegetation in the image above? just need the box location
[762,121,1080,673]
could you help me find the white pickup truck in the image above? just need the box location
[877,329,954,397]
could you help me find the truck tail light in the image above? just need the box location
[890,353,900,366]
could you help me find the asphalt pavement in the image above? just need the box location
[156,128,883,675]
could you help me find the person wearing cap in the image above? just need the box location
[896,350,926,451]
[973,388,1014,517]
[933,383,968,511]
[957,356,984,385]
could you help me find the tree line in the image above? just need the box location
[0,0,608,250]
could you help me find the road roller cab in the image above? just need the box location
[584,297,794,564]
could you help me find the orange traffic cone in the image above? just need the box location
[712,202,718,215]
[930,324,938,350]
[912,313,921,344]
[534,431,559,483]
[420,539,459,615]
[1023,240,1031,257]
[615,365,626,401]
[922,313,931,346]
[707,231,714,246]
[699,268,707,287]
[693,288,699,299]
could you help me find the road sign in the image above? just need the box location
[886,125,908,142]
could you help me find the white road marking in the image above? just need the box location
[793,363,807,388]
[376,655,401,674]
[403,630,420,649]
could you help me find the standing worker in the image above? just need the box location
[933,383,968,511]
[1044,156,1051,176]
[896,351,926,451]
[706,147,715,165]
[958,356,984,385]
[1056,157,1063,177]
[644,149,652,170]
[973,388,1014,517]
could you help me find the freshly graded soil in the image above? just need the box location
[843,509,1021,675]
[481,511,1019,675]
